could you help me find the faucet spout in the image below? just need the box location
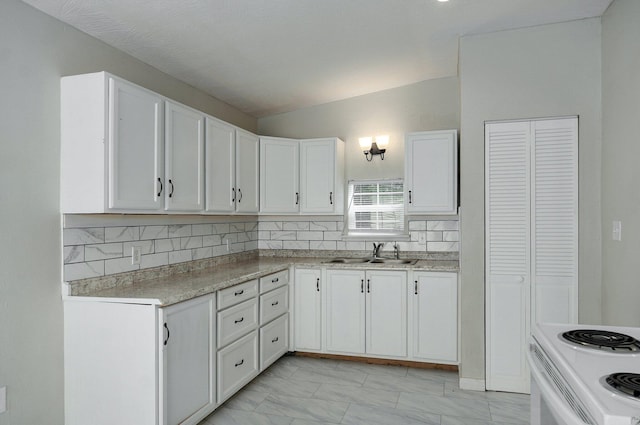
[372,242,385,258]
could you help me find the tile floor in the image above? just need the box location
[199,355,530,425]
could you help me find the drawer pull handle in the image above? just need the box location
[235,359,244,367]
[272,337,279,343]
[272,277,279,283]
[234,290,244,296]
[271,301,279,307]
[234,317,244,324]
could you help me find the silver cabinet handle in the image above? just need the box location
[234,317,244,324]
[235,359,244,367]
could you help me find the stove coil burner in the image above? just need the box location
[561,329,640,352]
[605,373,640,399]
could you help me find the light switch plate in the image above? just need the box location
[0,386,7,414]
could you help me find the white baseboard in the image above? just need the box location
[459,377,486,391]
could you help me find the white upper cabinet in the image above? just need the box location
[260,137,344,215]
[260,137,300,213]
[165,101,204,212]
[205,120,259,214]
[234,129,260,213]
[405,130,458,214]
[299,138,345,214]
[205,117,235,213]
[61,72,165,213]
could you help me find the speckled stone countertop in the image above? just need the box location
[66,254,459,307]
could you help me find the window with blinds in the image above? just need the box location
[347,179,405,235]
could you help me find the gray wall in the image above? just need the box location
[0,1,255,423]
[459,18,603,382]
[601,0,640,326]
[258,77,460,182]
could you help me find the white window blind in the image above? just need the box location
[347,179,404,234]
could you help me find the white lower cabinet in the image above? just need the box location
[217,331,259,403]
[260,313,289,370]
[325,269,407,358]
[293,268,322,351]
[411,271,458,363]
[63,293,216,425]
[161,295,216,425]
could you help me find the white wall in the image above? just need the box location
[459,18,603,382]
[258,77,460,182]
[601,0,640,326]
[0,1,256,423]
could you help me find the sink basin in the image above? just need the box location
[368,258,418,265]
[324,258,370,264]
[323,258,418,265]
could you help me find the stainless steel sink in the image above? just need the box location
[324,258,371,264]
[368,258,418,265]
[323,258,418,265]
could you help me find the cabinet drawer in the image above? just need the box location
[259,269,289,294]
[260,286,289,325]
[218,279,258,310]
[217,331,259,404]
[218,298,258,348]
[260,314,289,370]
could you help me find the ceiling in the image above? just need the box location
[22,0,612,117]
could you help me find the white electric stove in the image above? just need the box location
[528,323,640,425]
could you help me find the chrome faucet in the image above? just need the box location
[393,242,400,259]
[372,242,384,258]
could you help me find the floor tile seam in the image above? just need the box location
[396,393,493,421]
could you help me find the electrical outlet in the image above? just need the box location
[0,386,7,414]
[131,246,141,265]
[612,220,622,241]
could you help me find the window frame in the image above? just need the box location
[343,178,410,240]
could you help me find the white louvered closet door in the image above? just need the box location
[531,118,578,325]
[485,117,578,394]
[485,121,531,393]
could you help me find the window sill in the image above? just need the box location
[341,233,410,242]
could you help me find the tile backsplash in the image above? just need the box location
[63,216,258,281]
[63,215,459,281]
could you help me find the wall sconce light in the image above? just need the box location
[359,135,389,161]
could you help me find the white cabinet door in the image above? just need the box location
[366,270,407,357]
[412,272,457,363]
[260,137,299,213]
[109,78,164,210]
[300,138,336,213]
[325,269,366,354]
[405,130,457,214]
[165,101,204,212]
[235,129,260,213]
[161,294,215,425]
[293,268,322,351]
[205,117,235,213]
